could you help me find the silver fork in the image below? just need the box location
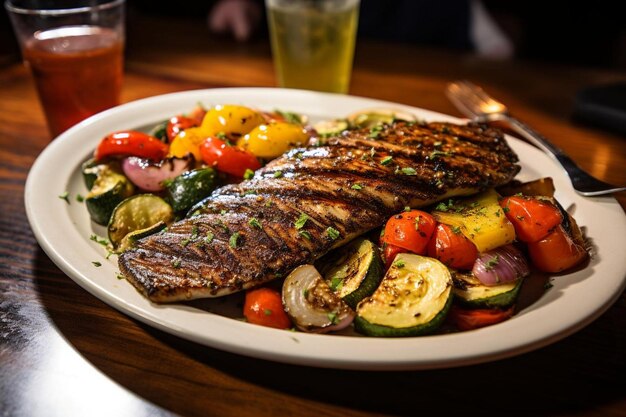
[446,80,626,197]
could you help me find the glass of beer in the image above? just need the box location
[266,0,360,94]
[5,0,125,137]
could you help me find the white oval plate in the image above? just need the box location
[25,88,626,370]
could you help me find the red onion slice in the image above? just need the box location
[472,245,530,286]
[282,265,355,333]
[122,156,191,191]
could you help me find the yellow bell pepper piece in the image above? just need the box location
[167,127,206,161]
[432,189,515,253]
[238,122,308,159]
[200,104,265,137]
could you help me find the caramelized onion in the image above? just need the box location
[282,265,355,333]
[472,245,530,286]
[122,156,191,191]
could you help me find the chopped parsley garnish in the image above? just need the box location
[58,191,70,204]
[265,200,272,207]
[92,261,102,267]
[393,260,406,268]
[303,288,309,298]
[172,258,181,268]
[368,125,383,138]
[263,309,273,316]
[180,237,191,247]
[380,156,393,165]
[191,225,199,239]
[90,234,109,247]
[429,150,449,160]
[485,255,499,271]
[404,206,411,212]
[229,232,241,248]
[116,273,125,280]
[327,312,338,325]
[502,206,510,213]
[294,213,309,229]
[275,110,302,124]
[243,169,255,180]
[473,227,481,233]
[298,230,312,240]
[75,194,84,203]
[248,218,262,229]
[273,171,283,178]
[451,226,462,234]
[216,131,227,139]
[400,167,417,176]
[326,227,340,240]
[435,202,449,211]
[351,183,363,190]
[330,276,344,291]
[544,279,554,290]
[205,231,214,244]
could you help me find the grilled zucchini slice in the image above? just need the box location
[452,271,523,309]
[318,238,383,309]
[164,167,217,213]
[107,194,174,251]
[85,164,134,225]
[355,254,453,337]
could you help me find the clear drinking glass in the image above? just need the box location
[5,0,125,137]
[266,0,360,94]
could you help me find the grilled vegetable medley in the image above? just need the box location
[82,105,589,336]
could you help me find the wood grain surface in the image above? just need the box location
[1,15,625,417]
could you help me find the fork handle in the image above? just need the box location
[502,116,586,182]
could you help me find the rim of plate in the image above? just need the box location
[24,88,626,370]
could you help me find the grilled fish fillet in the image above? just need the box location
[119,121,520,302]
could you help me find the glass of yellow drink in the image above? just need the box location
[266,0,360,94]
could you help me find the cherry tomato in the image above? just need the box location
[381,210,437,255]
[448,305,515,331]
[200,136,261,178]
[244,288,291,329]
[427,223,478,270]
[382,243,407,270]
[94,131,169,162]
[527,225,588,273]
[166,115,199,142]
[499,196,562,243]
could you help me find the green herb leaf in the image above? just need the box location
[58,191,70,204]
[116,273,125,280]
[229,232,241,248]
[248,218,262,229]
[263,308,273,316]
[191,225,199,239]
[216,131,227,139]
[92,261,102,267]
[294,213,309,229]
[325,227,340,240]
[273,171,283,178]
[351,183,363,190]
[327,312,338,325]
[75,194,84,203]
[429,150,449,160]
[400,167,417,176]
[275,110,302,124]
[393,260,406,268]
[205,231,214,244]
[404,206,411,212]
[380,156,393,166]
[172,258,181,268]
[451,226,462,234]
[89,234,109,247]
[298,230,312,240]
[485,255,499,271]
[243,169,255,180]
[330,276,344,291]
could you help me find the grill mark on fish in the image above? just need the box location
[119,121,520,302]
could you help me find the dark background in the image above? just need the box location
[2,1,625,69]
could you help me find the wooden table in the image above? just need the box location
[1,15,625,417]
